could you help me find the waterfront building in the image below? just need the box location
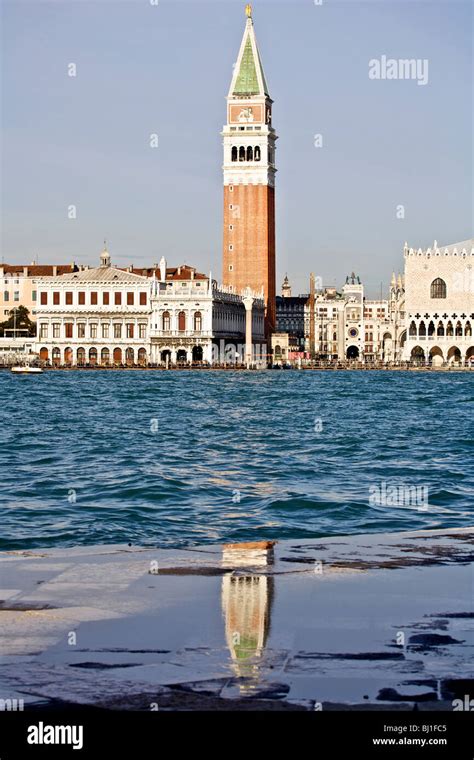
[0,263,78,320]
[302,272,405,363]
[275,276,307,355]
[222,5,277,336]
[402,238,474,365]
[33,247,265,366]
[33,247,151,366]
[148,257,265,365]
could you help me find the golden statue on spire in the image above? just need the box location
[245,4,252,18]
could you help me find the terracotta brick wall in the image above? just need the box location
[223,184,276,336]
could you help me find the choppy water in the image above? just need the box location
[0,370,472,550]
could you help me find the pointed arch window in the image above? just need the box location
[419,320,426,337]
[437,321,444,337]
[455,321,463,336]
[409,320,417,337]
[446,321,454,337]
[431,278,446,298]
[428,320,435,336]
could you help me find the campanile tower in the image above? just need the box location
[222,5,277,336]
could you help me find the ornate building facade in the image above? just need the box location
[33,248,265,366]
[302,272,405,363]
[222,6,277,336]
[33,248,151,366]
[402,238,474,365]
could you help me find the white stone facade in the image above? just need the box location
[402,239,474,365]
[303,274,404,362]
[33,251,265,366]
[34,256,150,366]
[149,261,214,364]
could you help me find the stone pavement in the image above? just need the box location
[0,528,473,710]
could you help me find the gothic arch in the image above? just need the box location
[410,346,425,363]
[429,346,443,367]
[430,278,447,298]
[447,346,461,364]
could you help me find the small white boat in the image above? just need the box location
[11,365,43,374]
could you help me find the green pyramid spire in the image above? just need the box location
[231,17,270,98]
[234,37,259,95]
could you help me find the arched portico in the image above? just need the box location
[429,346,443,367]
[410,346,425,364]
[447,346,461,365]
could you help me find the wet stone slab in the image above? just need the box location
[0,528,473,711]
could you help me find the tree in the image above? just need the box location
[0,306,36,337]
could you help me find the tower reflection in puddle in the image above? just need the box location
[221,542,275,689]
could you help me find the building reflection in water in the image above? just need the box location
[221,544,275,688]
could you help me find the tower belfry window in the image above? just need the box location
[246,146,253,161]
[254,146,261,161]
[231,147,237,162]
[239,146,246,161]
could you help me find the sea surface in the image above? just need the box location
[0,370,472,550]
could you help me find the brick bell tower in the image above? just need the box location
[222,4,277,337]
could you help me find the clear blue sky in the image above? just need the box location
[1,0,472,296]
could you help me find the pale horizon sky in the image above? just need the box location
[1,0,472,298]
